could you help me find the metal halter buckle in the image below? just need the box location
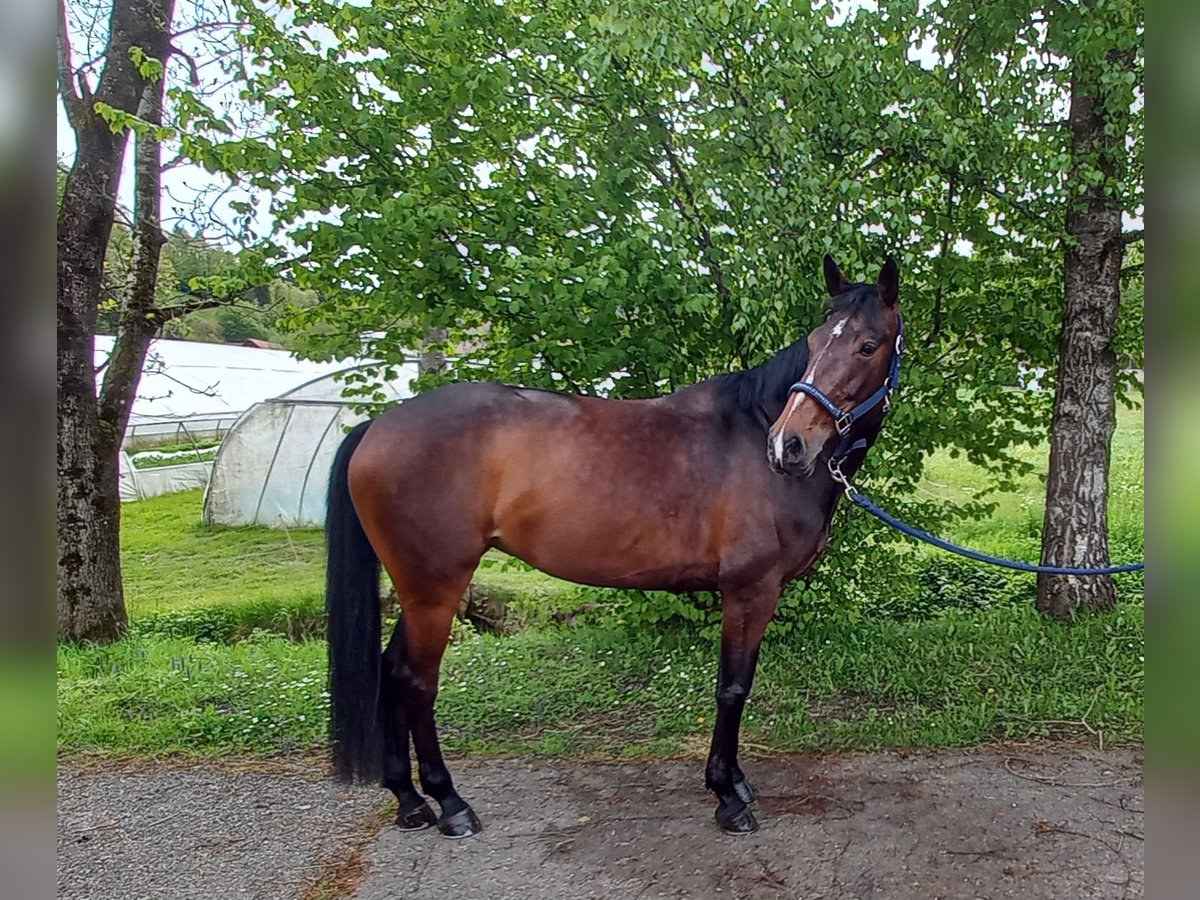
[835,412,853,435]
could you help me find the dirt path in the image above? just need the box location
[58,746,1143,900]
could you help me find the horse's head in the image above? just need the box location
[767,254,902,478]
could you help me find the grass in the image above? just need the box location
[121,490,576,624]
[63,410,1142,761]
[917,404,1144,562]
[57,602,1142,758]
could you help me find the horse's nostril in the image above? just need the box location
[782,435,805,463]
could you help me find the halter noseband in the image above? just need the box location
[785,314,904,465]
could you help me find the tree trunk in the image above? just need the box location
[1035,67,1127,620]
[56,0,175,642]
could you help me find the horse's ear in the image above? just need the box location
[824,254,850,297]
[877,255,899,308]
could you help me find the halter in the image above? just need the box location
[785,313,904,468]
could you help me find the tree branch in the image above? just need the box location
[99,38,173,434]
[1121,229,1143,246]
[56,0,86,130]
[657,137,730,300]
[170,19,242,41]
[167,44,201,85]
[928,176,957,347]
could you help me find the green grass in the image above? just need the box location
[121,490,328,618]
[917,404,1143,561]
[121,490,578,624]
[57,602,1143,758]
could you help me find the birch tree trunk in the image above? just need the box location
[1036,60,1131,620]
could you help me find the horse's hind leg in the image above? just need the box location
[397,576,483,838]
[380,618,438,830]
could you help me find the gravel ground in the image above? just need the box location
[57,759,383,900]
[58,746,1143,900]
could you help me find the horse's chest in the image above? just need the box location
[781,528,831,583]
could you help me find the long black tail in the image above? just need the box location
[325,420,383,783]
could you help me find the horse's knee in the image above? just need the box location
[716,680,749,707]
[403,678,437,712]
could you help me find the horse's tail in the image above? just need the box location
[325,420,383,783]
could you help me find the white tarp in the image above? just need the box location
[94,336,351,443]
[118,450,213,502]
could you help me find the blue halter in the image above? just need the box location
[786,314,904,466]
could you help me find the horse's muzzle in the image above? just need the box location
[767,434,812,477]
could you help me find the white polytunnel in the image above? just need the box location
[202,360,421,528]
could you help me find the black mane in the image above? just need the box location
[710,284,883,428]
[711,338,811,428]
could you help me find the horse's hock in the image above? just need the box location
[384,583,511,635]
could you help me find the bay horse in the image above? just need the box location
[325,254,902,836]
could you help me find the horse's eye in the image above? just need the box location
[859,343,879,356]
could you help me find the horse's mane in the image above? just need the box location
[710,339,811,429]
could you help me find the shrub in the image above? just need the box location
[132,593,326,643]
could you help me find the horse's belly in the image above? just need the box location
[490,509,720,592]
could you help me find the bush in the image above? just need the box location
[132,593,326,643]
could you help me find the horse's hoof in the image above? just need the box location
[438,806,483,839]
[396,802,438,831]
[715,803,759,835]
[733,776,756,805]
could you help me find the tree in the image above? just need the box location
[1036,1,1142,618]
[57,0,176,642]
[56,0,263,642]
[887,0,1143,618]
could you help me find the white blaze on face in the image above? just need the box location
[773,315,850,463]
[805,317,848,385]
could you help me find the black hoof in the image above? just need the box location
[733,776,756,805]
[438,806,483,839]
[715,802,759,835]
[396,802,438,831]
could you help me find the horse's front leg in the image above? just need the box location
[705,582,779,834]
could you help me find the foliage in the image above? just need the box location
[185,0,1142,616]
[57,601,1143,758]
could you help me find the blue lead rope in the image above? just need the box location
[840,481,1144,576]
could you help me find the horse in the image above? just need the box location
[324,254,903,836]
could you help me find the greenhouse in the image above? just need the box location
[96,335,351,450]
[202,361,421,528]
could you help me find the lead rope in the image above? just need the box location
[826,460,1144,576]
